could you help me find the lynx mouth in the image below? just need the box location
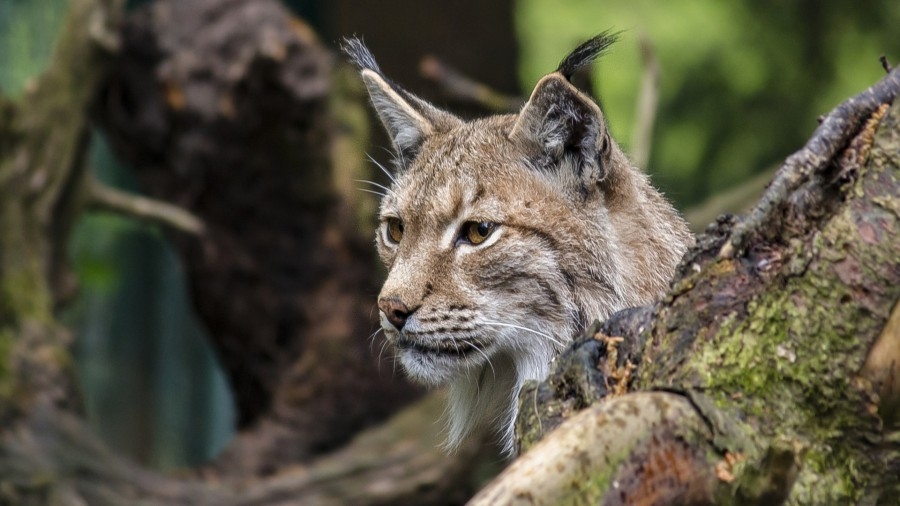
[395,337,482,358]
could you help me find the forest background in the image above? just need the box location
[0,0,896,476]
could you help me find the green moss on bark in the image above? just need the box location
[641,101,900,504]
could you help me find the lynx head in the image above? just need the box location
[343,34,691,455]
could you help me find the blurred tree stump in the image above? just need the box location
[92,0,423,474]
[1,0,899,504]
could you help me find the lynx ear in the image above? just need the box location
[510,32,618,193]
[342,37,457,162]
[510,75,609,190]
[359,69,433,158]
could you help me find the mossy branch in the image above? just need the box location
[471,393,716,505]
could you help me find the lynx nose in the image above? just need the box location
[379,297,416,331]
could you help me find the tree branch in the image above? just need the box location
[419,55,522,113]
[86,176,205,234]
[472,392,717,505]
[720,62,900,258]
[0,393,492,506]
[0,0,126,416]
[630,34,660,169]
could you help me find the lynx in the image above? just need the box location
[343,34,693,455]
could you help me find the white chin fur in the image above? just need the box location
[392,320,564,456]
[444,345,557,457]
[398,350,458,386]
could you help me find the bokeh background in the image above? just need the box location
[1,0,897,470]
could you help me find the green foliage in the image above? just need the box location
[0,0,66,96]
[516,0,900,207]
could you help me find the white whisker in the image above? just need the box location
[481,320,565,349]
[356,187,387,197]
[464,339,495,380]
[367,153,397,184]
[378,347,398,377]
[369,327,388,374]
[367,327,382,352]
[376,146,406,172]
[354,178,394,195]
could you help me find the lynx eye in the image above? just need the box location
[385,217,404,244]
[462,221,496,245]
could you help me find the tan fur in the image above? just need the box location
[345,36,694,455]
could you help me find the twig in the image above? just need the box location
[631,34,661,169]
[86,176,205,234]
[419,56,522,113]
[719,64,900,259]
[881,55,893,74]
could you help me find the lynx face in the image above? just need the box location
[375,121,579,387]
[344,35,693,455]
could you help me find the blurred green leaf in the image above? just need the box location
[0,0,66,95]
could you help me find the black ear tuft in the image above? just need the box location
[556,31,620,80]
[341,36,382,75]
[340,36,463,166]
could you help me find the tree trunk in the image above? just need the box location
[1,0,898,504]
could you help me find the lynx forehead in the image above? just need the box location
[343,34,693,455]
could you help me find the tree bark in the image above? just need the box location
[478,69,900,505]
[1,0,899,504]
